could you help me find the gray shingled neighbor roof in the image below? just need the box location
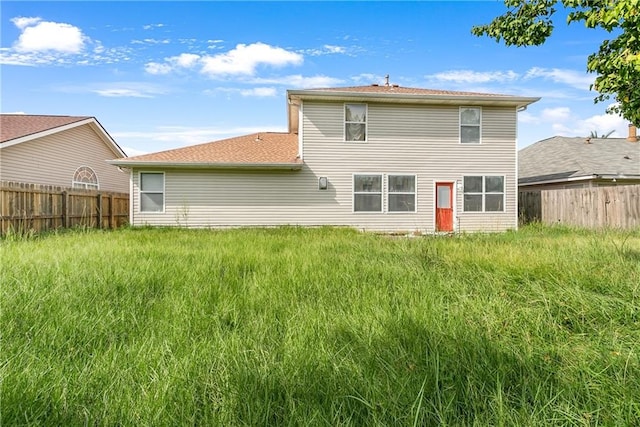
[519,136,640,185]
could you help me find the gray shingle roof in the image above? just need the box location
[519,136,640,184]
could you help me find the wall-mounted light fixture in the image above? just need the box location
[318,176,328,190]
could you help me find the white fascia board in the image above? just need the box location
[1,117,127,158]
[107,160,304,171]
[287,90,540,109]
[518,175,597,186]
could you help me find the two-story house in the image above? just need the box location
[110,84,538,232]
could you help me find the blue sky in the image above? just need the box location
[1,1,631,156]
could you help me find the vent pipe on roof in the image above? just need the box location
[628,124,638,142]
[385,74,390,87]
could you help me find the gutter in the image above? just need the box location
[519,174,640,186]
[287,90,540,109]
[518,175,598,186]
[107,160,303,171]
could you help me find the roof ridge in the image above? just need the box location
[0,114,92,118]
[122,131,299,164]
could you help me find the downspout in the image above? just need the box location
[298,101,304,161]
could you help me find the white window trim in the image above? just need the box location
[344,103,368,143]
[139,171,165,214]
[352,173,383,213]
[459,106,482,144]
[71,165,99,190]
[387,174,417,214]
[462,175,505,213]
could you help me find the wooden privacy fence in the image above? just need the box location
[519,185,640,229]
[1,181,129,235]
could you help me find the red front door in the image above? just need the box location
[435,182,454,232]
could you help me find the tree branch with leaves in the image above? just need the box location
[472,0,640,126]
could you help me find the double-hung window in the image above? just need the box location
[353,174,382,212]
[345,104,367,142]
[140,172,164,212]
[460,107,481,144]
[463,175,504,212]
[388,175,416,212]
[353,174,417,213]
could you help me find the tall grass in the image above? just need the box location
[2,225,639,425]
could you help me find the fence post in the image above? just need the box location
[97,193,103,229]
[62,191,69,228]
[109,194,115,229]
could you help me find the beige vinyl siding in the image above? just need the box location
[301,101,518,232]
[130,101,518,232]
[132,168,341,227]
[0,124,128,192]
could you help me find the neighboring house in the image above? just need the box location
[110,84,538,232]
[519,125,640,191]
[0,114,128,193]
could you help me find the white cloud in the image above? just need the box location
[572,109,628,137]
[351,73,384,84]
[121,146,149,157]
[240,87,277,97]
[521,103,629,138]
[518,111,539,124]
[143,23,165,30]
[541,107,571,122]
[324,45,345,54]
[305,44,348,56]
[144,53,201,75]
[131,38,170,45]
[113,125,288,148]
[524,67,595,90]
[248,74,343,88]
[144,43,304,79]
[200,42,303,77]
[205,87,278,98]
[12,17,86,53]
[54,82,167,98]
[426,70,520,84]
[11,17,42,30]
[94,88,153,98]
[174,53,200,68]
[145,62,173,75]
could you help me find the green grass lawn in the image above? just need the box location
[2,225,639,425]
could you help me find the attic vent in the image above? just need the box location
[392,84,399,88]
[371,83,379,87]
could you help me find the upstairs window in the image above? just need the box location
[460,107,481,144]
[72,166,99,190]
[140,172,164,213]
[463,175,504,212]
[345,104,367,141]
